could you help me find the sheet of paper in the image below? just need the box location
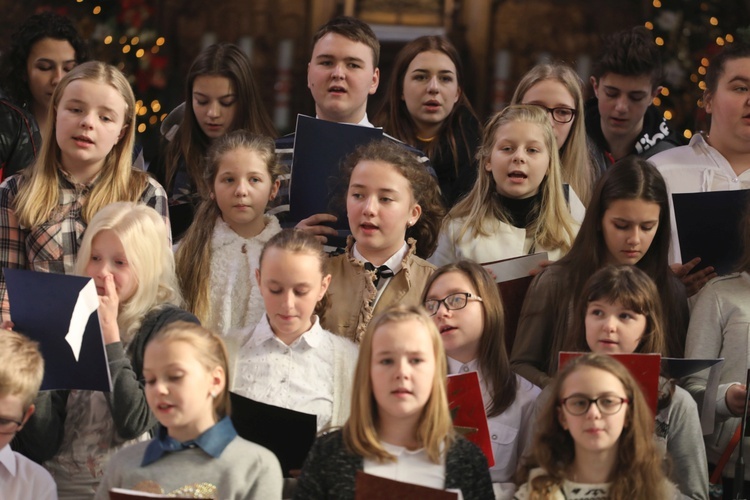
[65,280,100,361]
[482,252,549,283]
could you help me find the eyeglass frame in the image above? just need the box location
[558,395,629,416]
[534,104,577,124]
[0,414,25,435]
[423,292,483,316]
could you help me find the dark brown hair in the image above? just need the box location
[312,16,380,67]
[591,26,663,88]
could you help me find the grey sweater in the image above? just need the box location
[94,435,283,499]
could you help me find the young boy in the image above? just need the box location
[273,16,431,241]
[0,329,57,499]
[650,42,750,289]
[585,26,680,174]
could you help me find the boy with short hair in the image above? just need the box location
[585,26,680,174]
[0,329,57,499]
[274,16,431,240]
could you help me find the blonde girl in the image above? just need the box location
[322,139,445,342]
[175,130,282,349]
[95,321,283,499]
[515,353,680,499]
[233,229,358,431]
[295,305,494,499]
[0,61,169,322]
[15,202,196,498]
[568,265,708,499]
[429,105,577,267]
[422,261,540,499]
[511,62,597,207]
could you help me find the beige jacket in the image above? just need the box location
[322,238,435,342]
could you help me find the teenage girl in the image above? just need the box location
[175,131,282,349]
[510,157,689,388]
[322,139,445,342]
[233,229,358,431]
[0,12,88,140]
[429,105,578,267]
[422,260,541,499]
[684,205,750,497]
[13,202,197,498]
[295,305,494,499]
[0,61,169,322]
[511,62,597,207]
[514,353,680,499]
[95,321,283,499]
[374,35,481,207]
[567,265,708,499]
[153,43,276,239]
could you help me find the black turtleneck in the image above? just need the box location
[498,192,541,229]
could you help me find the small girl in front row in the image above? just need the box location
[0,61,169,321]
[95,321,283,499]
[295,305,494,499]
[233,229,359,431]
[565,265,708,499]
[430,105,578,267]
[515,353,680,499]
[422,261,540,499]
[14,202,197,498]
[322,139,445,342]
[176,131,282,350]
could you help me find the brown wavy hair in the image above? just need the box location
[519,353,671,499]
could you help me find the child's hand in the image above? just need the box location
[98,274,121,345]
[670,257,717,297]
[0,320,14,331]
[295,213,339,243]
[726,384,748,416]
[529,259,552,277]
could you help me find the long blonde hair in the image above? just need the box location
[342,305,455,464]
[75,202,182,340]
[15,61,148,228]
[175,131,282,325]
[447,105,576,253]
[511,62,597,206]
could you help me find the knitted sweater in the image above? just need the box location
[94,435,283,500]
[294,430,494,500]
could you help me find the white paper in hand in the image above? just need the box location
[65,279,99,361]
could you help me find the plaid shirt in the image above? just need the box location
[0,170,169,321]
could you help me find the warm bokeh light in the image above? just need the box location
[661,88,670,96]
[701,57,710,67]
[122,45,131,54]
[645,22,654,30]
[104,36,112,45]
[655,37,664,46]
[698,66,707,75]
[653,97,662,106]
[136,49,145,58]
[664,110,673,120]
[710,17,719,26]
[131,37,140,45]
[717,37,725,46]
[93,6,101,14]
[156,37,165,46]
[138,123,146,133]
[683,130,693,139]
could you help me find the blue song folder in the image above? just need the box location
[289,114,383,246]
[4,268,112,392]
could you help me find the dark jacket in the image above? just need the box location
[0,88,41,180]
[584,97,682,176]
[294,429,494,500]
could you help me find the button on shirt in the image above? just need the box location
[234,315,334,431]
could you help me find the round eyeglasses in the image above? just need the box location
[535,105,577,124]
[0,415,24,435]
[423,292,482,316]
[559,395,629,416]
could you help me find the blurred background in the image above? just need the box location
[2,0,749,166]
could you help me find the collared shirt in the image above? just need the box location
[0,171,169,321]
[0,444,58,499]
[233,315,335,431]
[141,416,237,466]
[353,241,408,308]
[363,441,446,492]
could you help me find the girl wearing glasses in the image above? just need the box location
[374,36,481,208]
[511,63,597,207]
[514,353,680,499]
[422,260,540,499]
[429,105,578,267]
[565,265,707,499]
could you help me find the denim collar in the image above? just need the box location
[141,416,237,466]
